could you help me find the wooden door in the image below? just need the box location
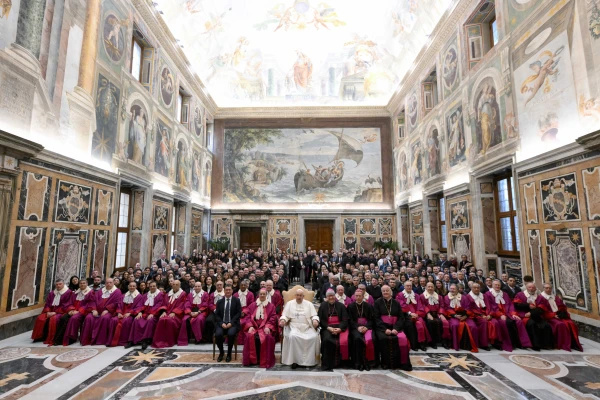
[305,221,333,252]
[240,227,261,250]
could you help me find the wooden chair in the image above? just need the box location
[212,332,238,360]
[280,285,316,355]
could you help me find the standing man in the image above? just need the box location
[214,285,241,362]
[279,289,320,369]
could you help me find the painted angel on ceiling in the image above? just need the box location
[254,0,345,32]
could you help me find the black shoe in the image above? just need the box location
[217,353,224,362]
[481,346,491,351]
[358,365,364,371]
[399,363,413,372]
[532,347,541,352]
[141,341,148,350]
[381,364,388,370]
[443,340,450,350]
[124,342,133,349]
[226,355,232,363]
[430,342,437,349]
[364,364,370,371]
[321,367,333,371]
[291,363,298,369]
[420,344,427,351]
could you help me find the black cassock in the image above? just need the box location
[373,297,412,371]
[513,302,554,349]
[318,301,349,369]
[347,301,375,367]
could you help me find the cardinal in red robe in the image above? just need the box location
[396,281,430,350]
[32,279,72,345]
[152,280,187,348]
[241,288,278,368]
[444,284,478,352]
[420,282,450,349]
[128,281,164,349]
[59,279,96,346]
[463,283,493,351]
[541,283,583,352]
[485,280,531,351]
[265,280,283,316]
[111,282,145,346]
[233,281,254,343]
[513,283,555,350]
[88,278,123,345]
[178,282,210,345]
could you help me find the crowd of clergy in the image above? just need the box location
[32,247,583,371]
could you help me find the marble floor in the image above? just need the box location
[0,332,599,400]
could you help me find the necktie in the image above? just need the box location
[224,298,230,324]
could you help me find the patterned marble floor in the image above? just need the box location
[1,332,599,400]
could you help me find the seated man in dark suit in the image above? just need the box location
[502,277,521,299]
[215,285,241,362]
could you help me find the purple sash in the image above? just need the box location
[328,316,349,360]
[357,317,375,361]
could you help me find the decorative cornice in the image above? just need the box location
[575,129,600,151]
[0,129,44,158]
[132,0,218,116]
[444,182,470,199]
[215,105,391,120]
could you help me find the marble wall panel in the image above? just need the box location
[527,230,543,284]
[360,236,376,252]
[589,227,600,315]
[429,209,440,251]
[413,235,424,255]
[449,200,469,230]
[54,180,92,224]
[481,198,497,253]
[274,219,291,235]
[344,236,357,250]
[176,234,185,254]
[276,237,291,253]
[94,189,112,226]
[47,229,89,294]
[151,234,168,261]
[452,233,471,260]
[91,230,109,278]
[545,228,588,310]
[177,205,186,234]
[502,258,523,286]
[411,211,423,234]
[129,232,142,267]
[582,166,600,220]
[540,174,580,223]
[153,204,170,231]
[379,218,393,236]
[191,210,202,235]
[17,172,51,222]
[7,227,46,311]
[359,218,376,235]
[401,214,409,249]
[522,183,538,224]
[344,218,357,235]
[131,191,144,230]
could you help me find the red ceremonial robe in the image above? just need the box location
[241,301,278,368]
[484,290,532,351]
[111,292,146,346]
[89,288,123,345]
[443,294,478,352]
[234,290,255,343]
[32,289,72,344]
[152,289,187,348]
[129,291,165,345]
[267,290,283,316]
[463,293,494,348]
[63,289,96,346]
[545,295,583,352]
[396,291,431,343]
[178,290,210,346]
[420,292,450,340]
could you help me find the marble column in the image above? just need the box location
[77,0,101,95]
[15,0,47,58]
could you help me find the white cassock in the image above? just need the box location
[280,299,320,366]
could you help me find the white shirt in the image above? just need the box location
[402,290,417,305]
[423,291,439,305]
[541,292,558,312]
[489,288,505,305]
[448,293,462,309]
[192,289,205,305]
[214,290,225,304]
[123,290,140,304]
[168,289,184,304]
[255,299,268,320]
[237,289,249,307]
[74,287,91,302]
[52,287,69,306]
[145,290,159,306]
[101,286,117,299]
[469,291,486,308]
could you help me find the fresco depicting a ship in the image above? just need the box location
[294,130,363,192]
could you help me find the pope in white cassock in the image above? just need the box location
[279,289,320,368]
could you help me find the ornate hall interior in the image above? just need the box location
[1,0,600,399]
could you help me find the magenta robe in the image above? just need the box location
[484,291,532,351]
[337,296,353,307]
[233,291,254,343]
[241,302,278,368]
[32,289,72,344]
[462,294,493,348]
[396,292,431,343]
[178,291,210,346]
[152,291,187,348]
[111,293,146,346]
[129,291,165,344]
[268,290,283,316]
[443,295,478,352]
[547,296,583,352]
[63,290,96,346]
[88,290,123,345]
[351,293,375,306]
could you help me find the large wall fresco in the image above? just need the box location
[223,127,383,203]
[151,0,453,107]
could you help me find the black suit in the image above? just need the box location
[214,296,241,356]
[502,285,521,299]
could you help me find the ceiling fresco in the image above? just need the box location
[153,0,453,107]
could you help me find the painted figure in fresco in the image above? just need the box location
[176,142,188,187]
[427,129,440,177]
[0,0,12,19]
[93,77,119,163]
[194,107,204,138]
[292,51,312,91]
[448,108,465,165]
[204,161,212,198]
[192,152,201,192]
[520,46,564,106]
[128,105,147,165]
[154,125,171,177]
[443,47,458,88]
[400,152,408,190]
[476,84,501,155]
[579,95,600,127]
[161,67,175,105]
[103,15,128,62]
[538,112,559,142]
[411,143,423,185]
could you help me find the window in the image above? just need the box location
[115,189,132,270]
[494,174,519,255]
[397,109,405,141]
[170,205,176,257]
[439,197,447,251]
[464,1,497,69]
[421,68,438,114]
[130,27,154,90]
[178,88,191,125]
[490,17,499,47]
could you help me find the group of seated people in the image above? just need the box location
[31,247,583,372]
